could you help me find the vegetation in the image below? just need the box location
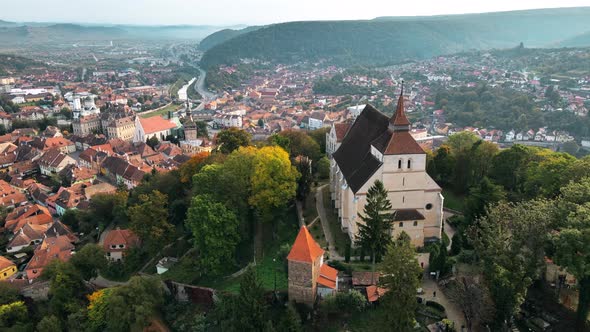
[201,8,590,67]
[355,180,394,281]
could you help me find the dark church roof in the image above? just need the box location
[332,91,425,194]
[393,209,426,221]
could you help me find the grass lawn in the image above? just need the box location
[322,186,350,255]
[308,220,327,248]
[442,189,465,212]
[302,190,318,223]
[139,103,181,119]
[177,207,299,293]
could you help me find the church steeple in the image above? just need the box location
[389,81,410,132]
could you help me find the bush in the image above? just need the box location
[456,249,477,264]
[321,290,367,315]
[327,261,352,274]
[426,300,446,313]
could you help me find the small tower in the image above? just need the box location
[287,226,324,306]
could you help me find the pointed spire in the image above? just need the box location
[389,81,410,131]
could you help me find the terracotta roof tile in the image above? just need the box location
[287,226,324,263]
[139,116,176,135]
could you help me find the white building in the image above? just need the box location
[133,116,177,143]
[330,90,444,247]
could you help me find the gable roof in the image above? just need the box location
[0,256,15,270]
[332,102,424,194]
[103,229,140,252]
[287,226,324,263]
[317,264,338,289]
[138,116,176,134]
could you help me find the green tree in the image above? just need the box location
[230,266,269,331]
[562,140,580,155]
[380,240,421,332]
[277,304,302,332]
[524,150,575,198]
[356,180,394,284]
[278,130,322,161]
[317,156,330,180]
[128,190,175,255]
[268,134,290,152]
[70,244,107,280]
[146,136,159,149]
[37,315,62,332]
[464,177,506,222]
[0,283,19,305]
[185,195,241,276]
[102,276,164,331]
[553,177,590,331]
[217,128,251,154]
[0,301,28,329]
[471,199,554,328]
[42,260,86,319]
[431,145,454,185]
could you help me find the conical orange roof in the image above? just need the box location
[390,83,410,128]
[287,226,325,263]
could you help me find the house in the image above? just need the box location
[133,116,176,143]
[6,223,49,253]
[37,149,76,176]
[0,256,17,280]
[305,111,327,130]
[4,204,52,233]
[25,235,75,280]
[0,179,27,208]
[287,226,339,306]
[330,88,444,247]
[103,229,140,262]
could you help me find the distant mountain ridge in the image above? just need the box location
[200,7,590,67]
[0,22,242,47]
[198,26,263,51]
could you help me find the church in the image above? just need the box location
[329,87,444,247]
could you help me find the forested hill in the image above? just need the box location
[198,26,262,51]
[200,7,590,67]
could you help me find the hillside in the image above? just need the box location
[201,7,590,67]
[198,26,262,51]
[558,31,590,47]
[0,54,47,75]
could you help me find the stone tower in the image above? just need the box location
[287,226,324,306]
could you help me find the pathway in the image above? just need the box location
[443,211,457,251]
[315,184,343,260]
[421,277,466,330]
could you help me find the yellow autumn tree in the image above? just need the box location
[249,146,299,221]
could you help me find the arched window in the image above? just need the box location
[407,159,412,169]
[398,159,402,169]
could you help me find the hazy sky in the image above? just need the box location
[2,0,589,26]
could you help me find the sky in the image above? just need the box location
[2,0,589,26]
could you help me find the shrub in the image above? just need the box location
[321,290,367,315]
[426,300,446,313]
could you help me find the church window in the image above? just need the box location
[398,159,402,169]
[413,221,418,226]
[399,222,404,227]
[402,196,405,203]
[403,177,405,186]
[407,159,412,169]
[426,203,433,210]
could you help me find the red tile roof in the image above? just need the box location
[139,116,176,134]
[103,229,140,252]
[0,256,15,270]
[384,131,425,155]
[366,285,388,302]
[317,264,338,289]
[287,226,324,263]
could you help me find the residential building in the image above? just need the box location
[103,229,140,262]
[37,149,76,176]
[25,235,75,280]
[330,90,444,247]
[106,116,136,141]
[0,256,16,280]
[72,114,101,136]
